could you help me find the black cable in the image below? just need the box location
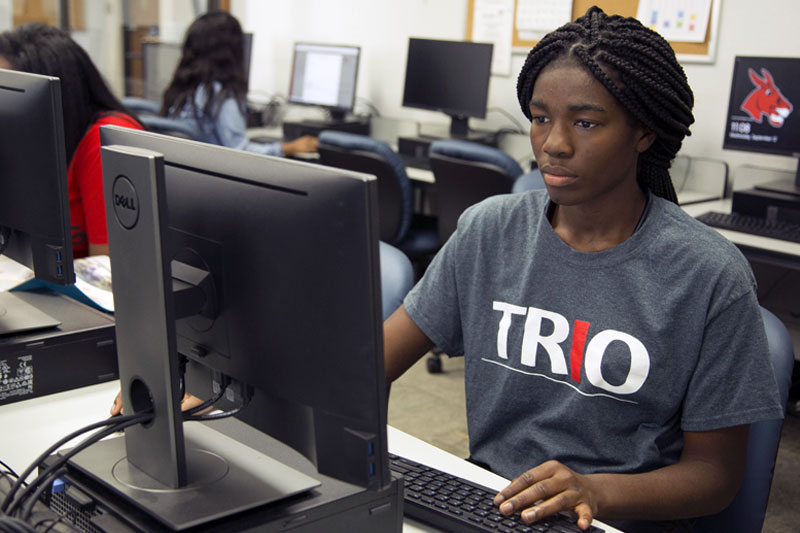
[2,416,125,513]
[19,469,65,522]
[183,389,250,421]
[486,107,527,134]
[0,462,18,481]
[0,516,36,533]
[6,413,151,518]
[183,386,226,416]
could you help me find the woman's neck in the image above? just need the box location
[549,187,648,252]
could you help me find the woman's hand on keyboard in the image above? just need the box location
[493,460,599,530]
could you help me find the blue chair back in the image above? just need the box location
[379,241,413,320]
[138,115,202,142]
[694,306,794,532]
[318,131,413,245]
[122,96,162,116]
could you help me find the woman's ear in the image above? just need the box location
[636,127,657,153]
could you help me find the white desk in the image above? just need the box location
[0,382,621,532]
[683,199,800,270]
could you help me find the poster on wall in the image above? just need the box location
[471,0,515,76]
[636,0,712,43]
[515,0,573,41]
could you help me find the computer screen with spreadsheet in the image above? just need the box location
[287,42,360,121]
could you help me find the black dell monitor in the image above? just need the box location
[65,126,394,529]
[0,68,75,334]
[287,42,361,121]
[401,37,493,137]
[723,56,800,194]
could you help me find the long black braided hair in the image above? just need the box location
[516,6,694,203]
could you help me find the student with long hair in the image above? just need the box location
[163,11,317,157]
[383,7,782,532]
[0,23,143,258]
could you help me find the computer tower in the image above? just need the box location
[0,289,117,406]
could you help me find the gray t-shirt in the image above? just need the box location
[405,190,783,480]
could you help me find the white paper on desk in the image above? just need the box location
[516,0,573,33]
[636,0,711,43]
[472,0,514,76]
[73,255,115,312]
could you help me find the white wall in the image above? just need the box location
[233,0,800,180]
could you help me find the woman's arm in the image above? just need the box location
[494,425,749,529]
[384,305,435,383]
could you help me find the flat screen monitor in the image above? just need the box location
[0,68,75,334]
[141,33,253,103]
[287,42,361,121]
[401,38,493,137]
[723,56,800,193]
[70,126,390,528]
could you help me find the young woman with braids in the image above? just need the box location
[0,24,143,258]
[162,11,317,157]
[383,7,782,532]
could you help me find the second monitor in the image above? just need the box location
[402,37,494,138]
[282,42,369,139]
[288,42,360,121]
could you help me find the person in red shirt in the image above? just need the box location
[0,23,143,258]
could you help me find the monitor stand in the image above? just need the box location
[66,423,321,531]
[0,291,61,335]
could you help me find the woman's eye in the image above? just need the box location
[575,120,596,129]
[531,116,549,125]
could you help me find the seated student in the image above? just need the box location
[162,11,317,157]
[383,7,783,533]
[0,24,143,258]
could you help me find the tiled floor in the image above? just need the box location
[388,354,800,532]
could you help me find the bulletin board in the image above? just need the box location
[466,0,721,63]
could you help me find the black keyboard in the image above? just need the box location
[389,453,604,533]
[399,153,432,171]
[696,211,800,243]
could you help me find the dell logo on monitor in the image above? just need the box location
[111,175,139,229]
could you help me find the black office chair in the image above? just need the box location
[424,139,544,373]
[429,139,543,243]
[317,131,439,266]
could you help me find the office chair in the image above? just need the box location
[429,139,529,243]
[122,96,162,116]
[379,241,414,320]
[424,139,543,373]
[317,131,440,262]
[137,115,202,142]
[694,306,795,532]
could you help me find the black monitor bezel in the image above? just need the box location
[98,125,390,491]
[0,68,74,285]
[401,37,494,126]
[722,56,800,158]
